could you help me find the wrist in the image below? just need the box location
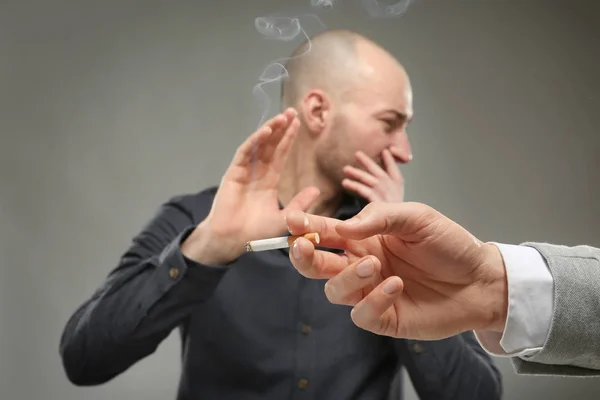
[475,243,509,333]
[181,220,239,266]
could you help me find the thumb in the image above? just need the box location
[284,186,321,212]
[336,201,439,240]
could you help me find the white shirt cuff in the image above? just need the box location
[474,243,554,359]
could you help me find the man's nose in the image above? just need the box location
[391,130,412,162]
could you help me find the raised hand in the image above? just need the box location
[342,149,405,203]
[181,108,320,265]
[284,202,508,341]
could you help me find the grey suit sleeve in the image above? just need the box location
[510,242,600,376]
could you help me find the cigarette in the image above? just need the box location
[245,233,320,252]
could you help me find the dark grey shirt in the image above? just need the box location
[59,187,503,400]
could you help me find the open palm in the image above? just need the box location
[191,108,320,264]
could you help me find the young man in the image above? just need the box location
[60,29,502,399]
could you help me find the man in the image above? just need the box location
[285,201,600,377]
[59,30,502,399]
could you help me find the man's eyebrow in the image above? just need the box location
[384,110,412,123]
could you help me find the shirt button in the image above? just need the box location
[412,343,424,354]
[168,267,180,279]
[301,324,311,335]
[297,378,309,390]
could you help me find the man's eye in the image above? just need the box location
[383,120,396,132]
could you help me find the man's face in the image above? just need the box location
[315,68,413,185]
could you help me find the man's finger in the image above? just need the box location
[232,110,293,166]
[382,149,402,182]
[343,165,378,187]
[341,179,376,202]
[355,151,386,178]
[350,276,404,335]
[285,210,349,249]
[335,201,438,240]
[324,255,383,306]
[268,113,301,166]
[232,125,273,167]
[289,236,351,279]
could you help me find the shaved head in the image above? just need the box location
[281,30,364,108]
[281,29,407,109]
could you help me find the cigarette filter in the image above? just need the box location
[245,233,320,252]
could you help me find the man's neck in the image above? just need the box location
[277,151,343,218]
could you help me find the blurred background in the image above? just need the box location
[1,0,599,399]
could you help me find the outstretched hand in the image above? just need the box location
[183,108,320,265]
[284,202,508,340]
[210,108,319,221]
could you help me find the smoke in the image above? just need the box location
[248,0,417,173]
[360,0,414,18]
[252,15,316,130]
[311,0,337,10]
[312,0,413,16]
[248,11,325,181]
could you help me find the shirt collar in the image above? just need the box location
[277,192,366,221]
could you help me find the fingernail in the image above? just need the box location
[356,258,374,277]
[383,279,402,294]
[291,240,301,260]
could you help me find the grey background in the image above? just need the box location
[1,0,599,399]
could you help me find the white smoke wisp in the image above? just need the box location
[359,0,416,18]
[248,12,327,179]
[252,13,328,130]
[252,16,304,131]
[311,0,337,9]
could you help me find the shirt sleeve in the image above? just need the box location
[474,243,554,358]
[59,194,230,386]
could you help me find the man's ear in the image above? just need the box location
[299,89,331,138]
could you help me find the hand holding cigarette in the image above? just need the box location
[180,108,320,266]
[284,202,508,342]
